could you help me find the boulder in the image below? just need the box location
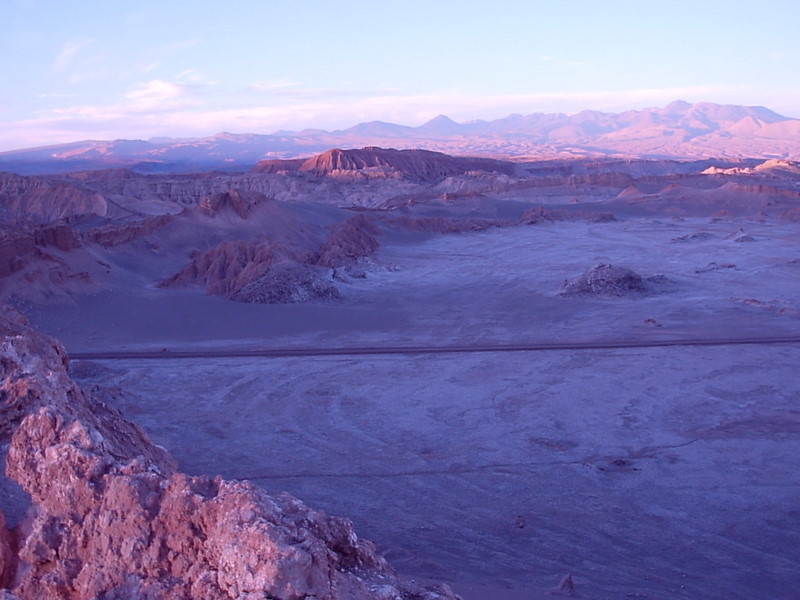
[559,263,648,297]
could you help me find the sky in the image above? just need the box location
[1,0,799,151]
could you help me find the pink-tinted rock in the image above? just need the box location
[316,214,380,268]
[159,239,275,297]
[198,189,266,219]
[162,238,342,304]
[0,511,15,589]
[0,311,461,600]
[254,147,516,182]
[83,214,173,247]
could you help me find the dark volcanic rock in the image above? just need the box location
[0,310,461,600]
[233,261,340,304]
[559,264,648,297]
[520,206,616,225]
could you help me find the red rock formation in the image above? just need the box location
[0,512,13,589]
[83,214,173,247]
[0,225,84,287]
[253,147,517,182]
[0,231,35,277]
[0,309,461,599]
[316,214,380,268]
[198,189,267,219]
[0,172,107,224]
[160,240,275,297]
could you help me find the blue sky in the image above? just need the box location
[1,0,798,151]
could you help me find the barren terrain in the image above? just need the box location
[2,149,799,599]
[3,101,800,174]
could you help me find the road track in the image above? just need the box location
[69,335,800,361]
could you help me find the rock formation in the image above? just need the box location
[0,225,90,299]
[253,147,517,182]
[232,261,340,304]
[315,214,380,268]
[559,264,649,297]
[0,172,108,224]
[159,240,277,298]
[0,307,460,599]
[160,239,342,304]
[519,206,616,225]
[160,212,384,304]
[198,189,266,219]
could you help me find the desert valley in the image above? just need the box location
[1,101,799,599]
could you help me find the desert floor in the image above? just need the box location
[30,214,800,599]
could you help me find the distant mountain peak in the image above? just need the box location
[663,99,693,112]
[421,114,459,127]
[1,101,799,174]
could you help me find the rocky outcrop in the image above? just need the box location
[253,147,517,182]
[197,189,267,219]
[159,240,276,298]
[0,308,460,600]
[232,261,340,304]
[520,206,616,225]
[0,172,108,224]
[315,214,380,268]
[160,241,340,304]
[559,264,649,297]
[162,212,384,304]
[0,225,84,288]
[83,214,174,247]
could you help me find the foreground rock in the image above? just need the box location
[0,308,460,600]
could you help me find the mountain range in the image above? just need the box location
[2,100,800,174]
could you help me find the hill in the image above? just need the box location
[2,101,799,174]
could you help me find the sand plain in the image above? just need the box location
[52,213,800,600]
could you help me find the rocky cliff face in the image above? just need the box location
[0,225,89,300]
[253,147,518,182]
[0,308,460,599]
[0,172,108,224]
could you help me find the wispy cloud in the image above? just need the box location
[248,79,304,93]
[37,92,77,99]
[164,39,202,53]
[53,39,96,72]
[125,79,185,102]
